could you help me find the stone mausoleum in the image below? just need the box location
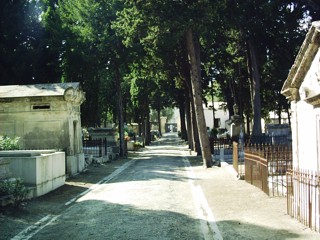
[281,21,320,229]
[0,82,86,175]
[282,21,320,172]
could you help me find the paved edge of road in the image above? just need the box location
[65,159,137,206]
[10,140,224,240]
[10,158,138,240]
[181,152,223,240]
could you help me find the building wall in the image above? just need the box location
[293,100,320,170]
[7,151,66,197]
[0,95,85,175]
[171,102,229,132]
[203,102,229,129]
[0,96,70,150]
[293,49,320,171]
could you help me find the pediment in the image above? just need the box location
[281,21,320,101]
[298,49,320,106]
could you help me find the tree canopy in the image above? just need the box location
[0,0,317,164]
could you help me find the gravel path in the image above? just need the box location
[1,133,320,239]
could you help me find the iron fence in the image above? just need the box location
[244,144,292,196]
[83,138,108,157]
[245,148,269,194]
[233,142,239,174]
[233,142,245,178]
[210,138,233,155]
[249,135,292,145]
[287,168,320,232]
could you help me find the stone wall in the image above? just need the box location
[1,150,65,197]
[0,96,69,150]
[0,93,85,175]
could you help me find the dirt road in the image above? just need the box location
[1,133,319,239]
[1,135,219,239]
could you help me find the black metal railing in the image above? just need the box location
[83,138,108,157]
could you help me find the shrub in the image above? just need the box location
[0,135,20,150]
[0,178,29,206]
[0,180,11,197]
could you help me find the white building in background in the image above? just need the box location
[170,102,229,132]
[267,111,289,125]
[170,102,289,134]
[203,101,229,129]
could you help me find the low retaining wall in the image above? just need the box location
[0,150,66,198]
[67,153,85,176]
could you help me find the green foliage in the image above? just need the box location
[124,126,135,138]
[0,181,9,197]
[41,0,129,126]
[0,178,29,206]
[211,128,218,137]
[1,0,318,130]
[161,108,174,121]
[203,0,311,122]
[0,136,20,150]
[11,179,30,206]
[0,0,61,85]
[133,141,143,148]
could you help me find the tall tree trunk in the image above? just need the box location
[247,38,262,137]
[184,84,194,150]
[115,61,126,157]
[285,105,291,127]
[190,92,201,155]
[186,28,212,168]
[145,117,151,145]
[238,66,245,119]
[141,112,146,147]
[277,105,282,124]
[157,108,162,137]
[181,45,194,150]
[144,98,151,145]
[182,42,200,154]
[184,66,199,153]
[139,122,143,143]
[179,101,187,141]
[123,98,127,124]
[246,112,250,136]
